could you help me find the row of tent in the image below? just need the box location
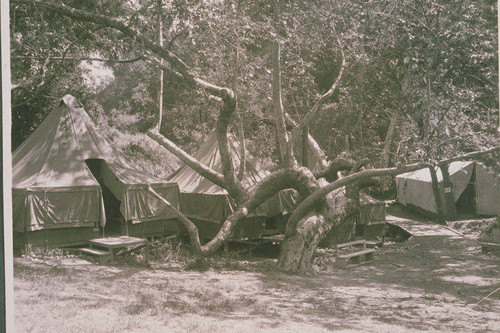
[12,95,295,247]
[12,95,499,248]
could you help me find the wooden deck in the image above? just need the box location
[81,236,150,264]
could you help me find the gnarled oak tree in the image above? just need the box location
[11,0,499,273]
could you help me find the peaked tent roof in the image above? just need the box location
[169,131,268,194]
[396,161,475,183]
[13,95,172,189]
[396,161,500,216]
[168,131,296,221]
[13,95,179,232]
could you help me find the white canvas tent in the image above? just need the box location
[12,95,179,246]
[396,161,500,216]
[168,131,296,238]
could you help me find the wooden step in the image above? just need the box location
[480,242,500,254]
[336,249,375,268]
[336,239,366,250]
[80,247,112,264]
[338,249,375,260]
[366,240,383,248]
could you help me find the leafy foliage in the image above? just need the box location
[10,0,498,175]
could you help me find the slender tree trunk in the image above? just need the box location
[439,163,457,220]
[424,70,431,139]
[357,67,365,147]
[302,126,309,167]
[382,110,399,167]
[272,12,292,166]
[157,0,164,131]
[428,166,445,224]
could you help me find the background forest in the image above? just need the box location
[10,0,499,197]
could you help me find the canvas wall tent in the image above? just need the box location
[12,95,179,248]
[168,131,296,239]
[303,139,387,245]
[396,161,500,217]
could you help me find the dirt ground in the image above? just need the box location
[13,215,500,332]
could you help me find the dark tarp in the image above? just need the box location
[12,94,179,232]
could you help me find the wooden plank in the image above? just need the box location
[338,249,375,260]
[260,235,284,242]
[365,240,383,248]
[336,239,366,250]
[480,242,500,247]
[89,236,147,248]
[80,248,111,256]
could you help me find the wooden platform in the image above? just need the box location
[335,239,375,268]
[80,236,149,264]
[80,247,112,264]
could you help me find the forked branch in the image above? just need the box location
[288,37,346,143]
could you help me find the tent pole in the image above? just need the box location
[157,0,164,131]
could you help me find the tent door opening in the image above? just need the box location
[86,159,125,236]
[455,166,476,217]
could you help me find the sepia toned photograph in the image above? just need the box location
[3,0,500,332]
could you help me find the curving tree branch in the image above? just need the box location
[289,146,500,228]
[150,167,317,256]
[288,37,346,143]
[18,0,246,202]
[147,128,226,189]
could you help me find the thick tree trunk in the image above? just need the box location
[278,211,329,273]
[278,194,357,273]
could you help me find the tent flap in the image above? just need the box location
[12,95,180,231]
[13,188,102,232]
[124,184,180,222]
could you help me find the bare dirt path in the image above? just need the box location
[13,217,500,332]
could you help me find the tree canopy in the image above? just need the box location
[11,0,498,162]
[10,0,499,272]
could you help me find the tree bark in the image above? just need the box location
[428,166,445,224]
[157,0,164,131]
[382,110,399,167]
[272,5,293,167]
[278,186,359,273]
[439,163,457,220]
[278,210,330,273]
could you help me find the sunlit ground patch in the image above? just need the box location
[440,275,500,286]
